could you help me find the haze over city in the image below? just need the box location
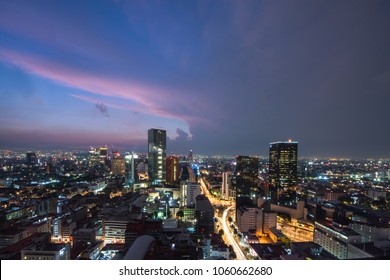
[1,0,390,158]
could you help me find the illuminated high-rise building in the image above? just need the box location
[195,195,214,235]
[235,156,259,179]
[125,152,139,183]
[148,128,166,183]
[269,140,298,206]
[180,181,201,207]
[166,156,180,183]
[99,146,108,159]
[235,156,259,204]
[111,157,126,176]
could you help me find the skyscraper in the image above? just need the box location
[125,152,139,184]
[26,152,37,166]
[148,128,166,183]
[166,156,180,183]
[195,195,214,236]
[235,156,259,179]
[269,140,298,206]
[180,181,201,207]
[235,156,260,205]
[111,157,126,176]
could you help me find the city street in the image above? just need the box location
[221,206,247,260]
[199,177,246,259]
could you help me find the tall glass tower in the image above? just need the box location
[269,140,298,206]
[148,128,166,183]
[235,155,260,206]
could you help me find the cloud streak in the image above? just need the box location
[0,48,207,126]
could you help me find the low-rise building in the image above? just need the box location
[269,227,290,244]
[21,243,71,260]
[314,222,372,259]
[0,228,30,249]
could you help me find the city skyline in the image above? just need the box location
[1,1,390,158]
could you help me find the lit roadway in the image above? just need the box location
[199,178,246,259]
[199,178,231,207]
[222,206,247,260]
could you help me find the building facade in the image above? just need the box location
[313,222,369,259]
[269,141,298,206]
[111,157,126,176]
[195,195,214,236]
[180,182,201,207]
[221,172,230,200]
[166,156,180,183]
[236,206,277,236]
[235,156,259,179]
[236,206,263,234]
[148,129,167,183]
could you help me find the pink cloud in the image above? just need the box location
[0,48,207,126]
[69,93,204,125]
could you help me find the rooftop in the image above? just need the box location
[315,221,360,237]
[270,141,298,145]
[195,195,214,212]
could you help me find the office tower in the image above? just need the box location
[195,195,214,235]
[269,140,298,206]
[221,172,230,200]
[180,181,201,207]
[235,156,259,179]
[235,156,260,207]
[26,152,37,166]
[125,152,139,183]
[148,128,166,183]
[111,157,126,176]
[88,147,99,167]
[236,206,263,234]
[166,156,180,183]
[99,146,108,158]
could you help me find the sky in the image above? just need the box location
[0,0,390,158]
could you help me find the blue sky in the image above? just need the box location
[1,0,390,157]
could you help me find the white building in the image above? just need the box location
[351,222,390,243]
[262,211,277,235]
[221,172,230,200]
[180,182,201,207]
[211,246,230,259]
[313,222,372,259]
[21,243,71,260]
[236,206,277,236]
[101,212,142,244]
[51,217,76,243]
